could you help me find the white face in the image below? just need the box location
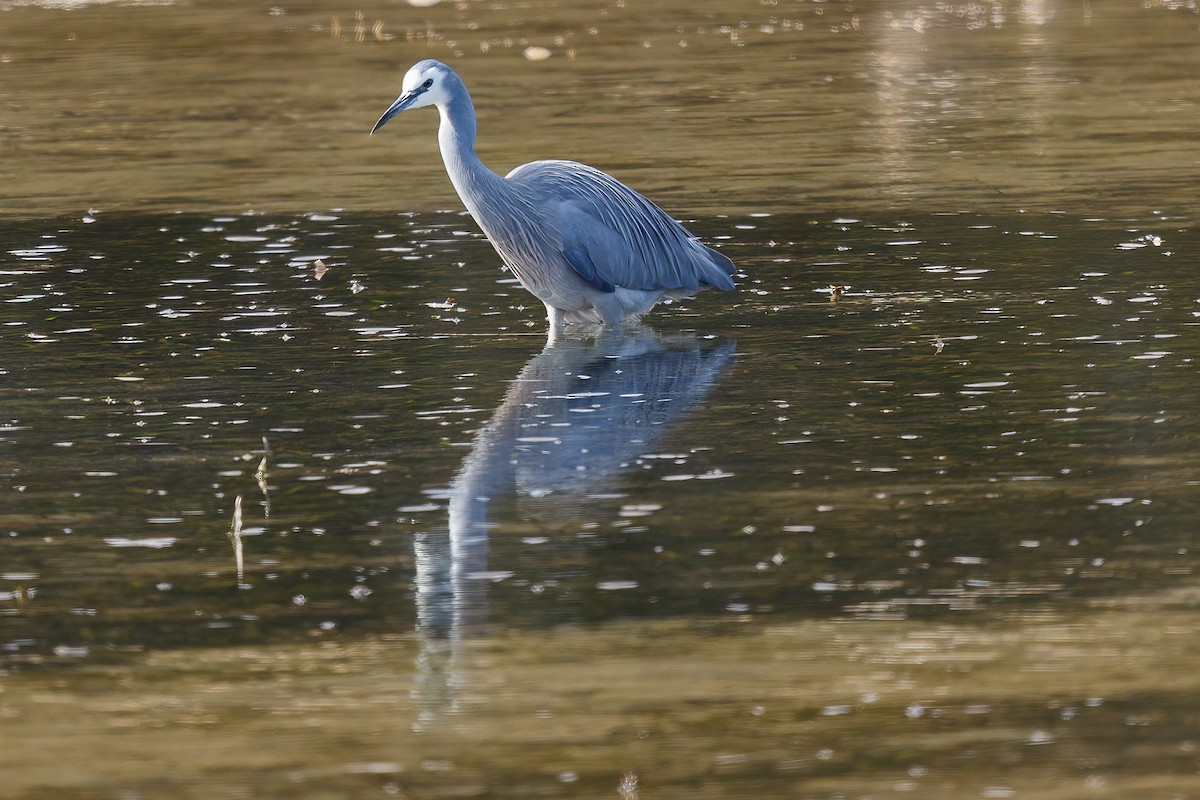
[399,61,451,109]
[372,60,454,133]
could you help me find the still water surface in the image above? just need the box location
[2,1,1199,798]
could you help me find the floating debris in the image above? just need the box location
[255,452,270,517]
[229,494,244,585]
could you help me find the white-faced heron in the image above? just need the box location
[371,59,736,332]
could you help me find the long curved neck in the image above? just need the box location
[437,96,510,225]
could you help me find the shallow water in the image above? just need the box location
[3,1,1200,798]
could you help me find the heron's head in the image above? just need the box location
[371,60,458,134]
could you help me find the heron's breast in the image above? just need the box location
[479,218,589,304]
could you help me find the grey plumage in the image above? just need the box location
[371,59,736,332]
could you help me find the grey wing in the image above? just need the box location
[507,160,736,294]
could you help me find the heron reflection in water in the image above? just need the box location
[410,330,735,728]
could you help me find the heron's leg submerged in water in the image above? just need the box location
[544,304,607,342]
[545,304,567,339]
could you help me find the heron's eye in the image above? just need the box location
[422,79,433,89]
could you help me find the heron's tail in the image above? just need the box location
[697,243,736,291]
